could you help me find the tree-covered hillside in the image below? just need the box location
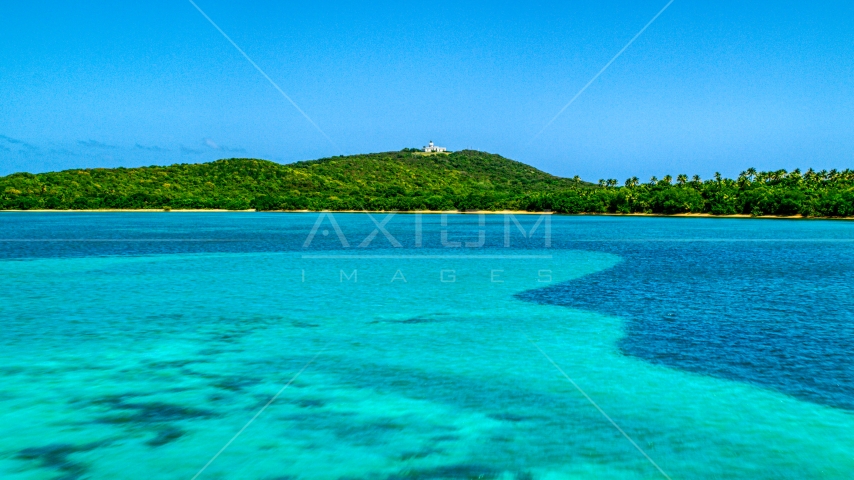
[0,150,584,211]
[1,150,853,216]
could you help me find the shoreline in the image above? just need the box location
[574,212,854,220]
[0,209,852,220]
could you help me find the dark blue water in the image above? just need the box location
[522,217,854,410]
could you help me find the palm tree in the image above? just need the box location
[572,175,581,183]
[714,172,722,182]
[746,167,757,180]
[598,179,606,187]
[676,174,687,185]
[662,175,673,185]
[607,179,618,187]
[649,176,658,185]
[691,174,701,184]
[625,177,639,188]
[790,168,802,184]
[805,168,816,184]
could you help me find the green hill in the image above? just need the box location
[0,150,586,211]
[1,150,853,216]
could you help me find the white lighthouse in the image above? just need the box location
[423,140,447,153]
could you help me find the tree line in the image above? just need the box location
[572,168,854,216]
[1,151,852,217]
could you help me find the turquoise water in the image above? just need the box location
[1,213,853,479]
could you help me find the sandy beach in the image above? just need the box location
[2,209,853,219]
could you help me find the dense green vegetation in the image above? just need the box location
[1,150,852,216]
[583,169,854,217]
[0,150,584,211]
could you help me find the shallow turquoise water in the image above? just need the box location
[0,213,853,479]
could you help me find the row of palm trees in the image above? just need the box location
[594,168,854,189]
[598,174,714,188]
[739,168,854,184]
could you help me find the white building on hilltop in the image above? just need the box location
[423,140,447,153]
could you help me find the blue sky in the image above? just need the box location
[1,1,852,180]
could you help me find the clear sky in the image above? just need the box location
[1,0,852,180]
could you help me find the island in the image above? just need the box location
[1,150,852,217]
